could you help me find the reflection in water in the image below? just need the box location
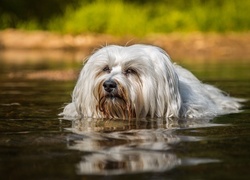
[66,118,219,175]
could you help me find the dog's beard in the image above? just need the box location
[95,81,134,119]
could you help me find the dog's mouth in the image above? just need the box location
[105,94,122,100]
[104,91,122,100]
[99,92,125,105]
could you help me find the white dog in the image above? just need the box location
[61,44,243,119]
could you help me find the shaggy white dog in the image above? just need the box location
[61,44,243,119]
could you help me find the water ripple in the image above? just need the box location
[66,118,221,175]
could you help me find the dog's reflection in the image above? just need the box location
[66,118,206,175]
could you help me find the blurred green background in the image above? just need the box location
[0,0,249,36]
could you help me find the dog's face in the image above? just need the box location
[73,45,181,119]
[94,61,142,119]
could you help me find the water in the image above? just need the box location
[0,55,249,179]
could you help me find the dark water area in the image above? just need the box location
[0,56,250,180]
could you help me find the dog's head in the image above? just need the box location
[73,45,181,119]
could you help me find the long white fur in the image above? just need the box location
[61,44,243,119]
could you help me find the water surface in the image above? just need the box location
[0,56,249,179]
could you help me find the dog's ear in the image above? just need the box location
[71,58,92,117]
[157,48,182,118]
[72,67,85,116]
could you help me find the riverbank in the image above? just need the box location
[1,29,250,61]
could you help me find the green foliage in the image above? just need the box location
[0,0,79,29]
[1,0,250,35]
[47,1,149,35]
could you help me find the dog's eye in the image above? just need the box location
[103,66,110,73]
[125,68,136,75]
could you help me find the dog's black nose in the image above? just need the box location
[103,80,117,93]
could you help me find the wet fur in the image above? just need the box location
[61,44,244,119]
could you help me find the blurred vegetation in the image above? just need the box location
[0,0,249,36]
